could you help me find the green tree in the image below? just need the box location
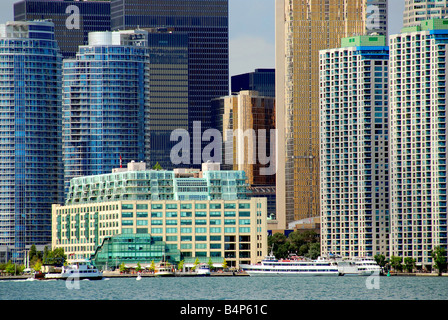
[404,257,416,273]
[430,246,447,276]
[374,254,387,268]
[5,261,24,275]
[268,233,289,259]
[29,244,37,262]
[43,247,66,266]
[33,260,42,273]
[149,260,156,272]
[178,260,185,271]
[135,262,142,272]
[119,262,126,273]
[222,259,228,270]
[305,242,320,260]
[192,257,200,271]
[207,257,214,271]
[390,256,403,272]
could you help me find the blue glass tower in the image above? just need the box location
[62,30,149,193]
[0,21,63,263]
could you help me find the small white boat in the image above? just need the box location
[155,262,174,277]
[46,259,103,280]
[196,264,211,276]
[136,272,142,280]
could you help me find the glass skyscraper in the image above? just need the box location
[110,0,229,167]
[62,30,149,193]
[0,21,63,263]
[231,69,275,97]
[14,0,111,59]
[145,28,189,170]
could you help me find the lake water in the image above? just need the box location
[1,275,447,300]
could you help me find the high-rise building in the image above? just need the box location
[211,90,276,219]
[319,35,390,258]
[275,0,388,229]
[403,0,448,28]
[0,21,63,263]
[53,161,267,268]
[389,18,448,270]
[14,0,111,59]
[62,30,149,193]
[145,28,189,170]
[110,0,229,166]
[231,69,275,97]
[211,91,276,186]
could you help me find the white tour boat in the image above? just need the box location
[335,257,382,276]
[155,262,174,277]
[45,259,103,280]
[196,264,211,276]
[240,254,340,276]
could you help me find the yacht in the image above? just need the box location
[335,257,383,276]
[196,264,211,276]
[155,262,174,277]
[240,254,340,276]
[45,259,103,280]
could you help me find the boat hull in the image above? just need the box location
[244,271,340,277]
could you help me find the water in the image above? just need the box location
[1,275,447,300]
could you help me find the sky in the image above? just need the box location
[0,0,405,77]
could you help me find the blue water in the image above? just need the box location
[1,276,447,300]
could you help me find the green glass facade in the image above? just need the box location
[91,233,181,269]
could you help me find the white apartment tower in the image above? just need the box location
[319,35,390,258]
[404,0,448,28]
[389,19,448,270]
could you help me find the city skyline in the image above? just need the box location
[0,0,405,79]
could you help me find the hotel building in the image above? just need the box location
[319,35,390,258]
[0,21,63,263]
[52,161,268,269]
[275,0,388,229]
[389,18,448,269]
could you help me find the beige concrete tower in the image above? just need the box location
[275,0,387,229]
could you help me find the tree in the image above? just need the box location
[390,256,403,272]
[207,257,214,271]
[135,262,142,272]
[119,262,126,273]
[268,232,289,259]
[404,257,416,273]
[305,242,320,260]
[33,260,42,273]
[178,260,185,271]
[430,246,447,276]
[374,254,387,268]
[43,247,66,266]
[222,259,228,270]
[149,260,156,273]
[192,257,200,271]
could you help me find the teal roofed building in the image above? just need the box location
[65,161,249,205]
[53,161,268,269]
